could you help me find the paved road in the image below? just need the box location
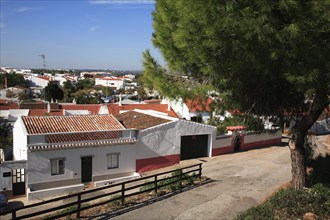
[113,145,292,220]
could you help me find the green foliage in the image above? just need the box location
[208,114,264,134]
[75,79,94,91]
[151,0,330,120]
[151,0,330,189]
[236,184,330,220]
[0,73,28,88]
[73,89,103,104]
[142,50,213,101]
[44,82,64,102]
[0,117,12,150]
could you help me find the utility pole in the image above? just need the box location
[38,53,47,106]
[38,54,46,74]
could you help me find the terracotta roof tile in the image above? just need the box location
[28,109,64,116]
[115,111,170,130]
[22,114,125,134]
[185,98,213,112]
[0,103,19,110]
[47,131,120,143]
[108,104,178,118]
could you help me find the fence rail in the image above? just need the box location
[1,163,202,220]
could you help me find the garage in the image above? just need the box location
[180,134,209,160]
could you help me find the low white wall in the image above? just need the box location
[27,184,84,201]
[244,130,281,144]
[213,135,232,149]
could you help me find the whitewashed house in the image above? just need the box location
[95,76,125,90]
[11,114,138,200]
[163,97,214,123]
[115,110,217,172]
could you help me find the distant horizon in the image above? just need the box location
[0,0,163,70]
[1,66,143,72]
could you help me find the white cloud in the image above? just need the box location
[14,7,37,13]
[89,0,154,5]
[89,26,100,32]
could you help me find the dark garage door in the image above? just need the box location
[180,134,209,160]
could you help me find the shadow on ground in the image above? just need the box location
[308,154,330,186]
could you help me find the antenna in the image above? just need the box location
[38,54,46,70]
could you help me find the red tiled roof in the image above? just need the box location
[22,114,125,134]
[185,98,213,112]
[0,103,19,110]
[28,109,64,116]
[37,76,52,81]
[108,104,178,118]
[115,111,170,130]
[0,99,8,104]
[20,103,60,109]
[226,126,246,131]
[144,100,161,104]
[47,131,120,143]
[59,104,101,114]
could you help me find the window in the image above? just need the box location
[51,158,65,175]
[107,153,119,169]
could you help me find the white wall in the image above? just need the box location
[27,144,136,185]
[137,120,216,159]
[168,99,190,119]
[29,75,50,88]
[95,78,125,90]
[13,117,28,160]
[213,134,232,149]
[244,130,282,144]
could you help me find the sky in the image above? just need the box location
[0,0,162,70]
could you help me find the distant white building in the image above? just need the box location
[29,75,57,88]
[95,76,125,90]
[162,97,214,123]
[54,74,77,86]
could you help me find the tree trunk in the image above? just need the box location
[289,134,307,190]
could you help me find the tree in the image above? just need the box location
[6,89,16,100]
[45,82,64,102]
[0,117,13,150]
[0,73,28,88]
[147,0,330,189]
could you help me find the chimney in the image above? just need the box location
[4,77,7,88]
[47,102,51,113]
[167,99,171,111]
[119,94,122,106]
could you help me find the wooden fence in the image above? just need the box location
[1,163,202,220]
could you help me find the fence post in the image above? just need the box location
[199,163,202,180]
[121,183,125,205]
[76,194,81,218]
[155,175,158,194]
[179,169,182,189]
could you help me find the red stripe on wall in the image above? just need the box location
[212,146,234,156]
[241,138,282,151]
[136,154,180,173]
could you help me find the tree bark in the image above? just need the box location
[289,135,306,190]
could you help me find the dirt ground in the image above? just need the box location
[111,135,330,220]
